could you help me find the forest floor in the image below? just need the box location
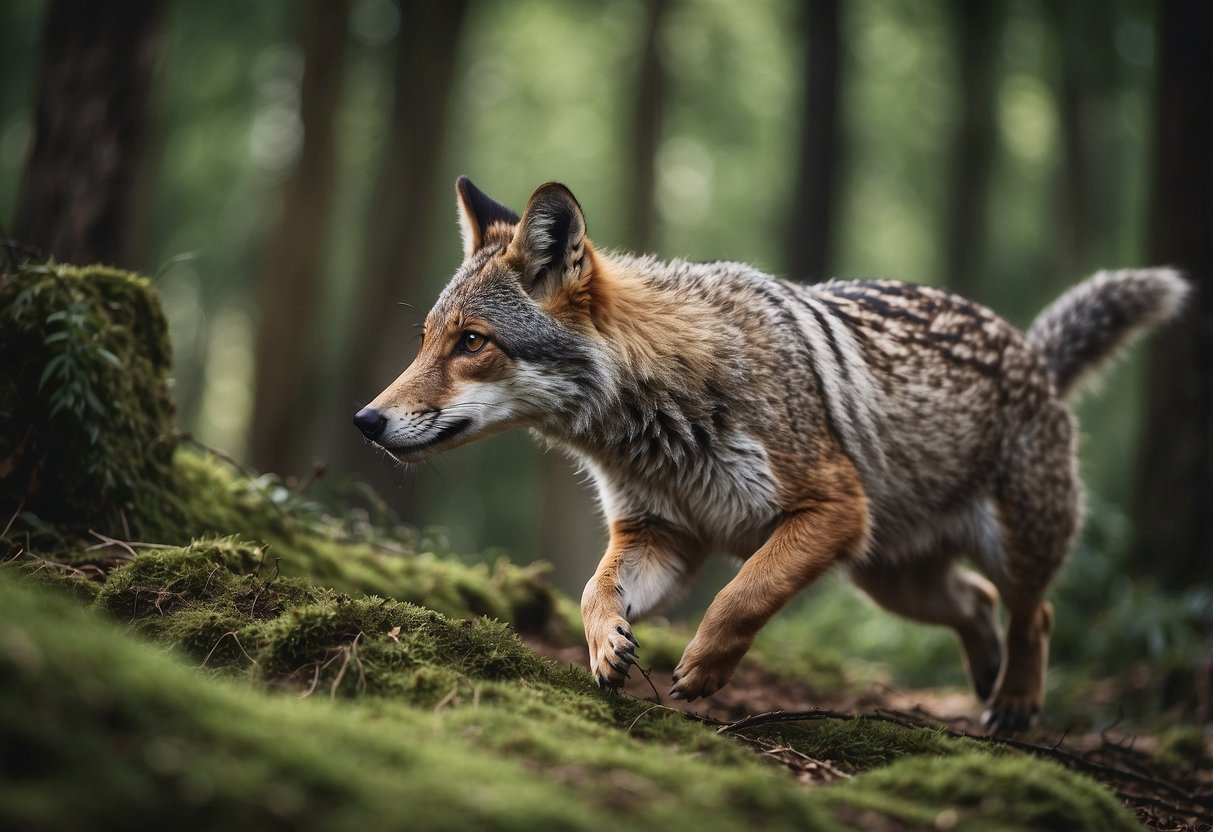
[530,637,1213,832]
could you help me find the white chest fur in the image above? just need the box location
[581,428,780,561]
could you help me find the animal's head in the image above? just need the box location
[353,177,605,462]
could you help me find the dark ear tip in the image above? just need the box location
[529,182,582,214]
[533,181,575,199]
[456,175,474,195]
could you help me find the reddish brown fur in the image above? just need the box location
[358,178,1188,733]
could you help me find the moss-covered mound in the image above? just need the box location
[93,540,557,696]
[1,570,1139,832]
[0,264,176,538]
[164,453,561,629]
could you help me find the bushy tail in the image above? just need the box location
[1027,268,1189,399]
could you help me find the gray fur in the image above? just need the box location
[1027,268,1189,398]
[363,181,1188,728]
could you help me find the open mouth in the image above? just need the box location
[385,418,472,459]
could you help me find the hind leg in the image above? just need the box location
[851,558,1004,700]
[982,599,1054,732]
[982,404,1081,733]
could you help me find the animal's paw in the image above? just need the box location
[585,617,639,689]
[981,692,1040,734]
[669,637,742,702]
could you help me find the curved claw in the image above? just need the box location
[608,658,632,677]
[586,614,640,690]
[616,625,639,650]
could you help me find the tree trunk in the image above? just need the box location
[337,0,469,505]
[942,0,998,300]
[249,0,352,477]
[1133,0,1213,590]
[785,0,841,283]
[623,0,669,253]
[13,0,163,267]
[1049,0,1114,286]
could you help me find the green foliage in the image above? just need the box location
[32,299,119,439]
[0,263,177,537]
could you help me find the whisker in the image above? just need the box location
[422,457,448,486]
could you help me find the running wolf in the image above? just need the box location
[354,177,1187,731]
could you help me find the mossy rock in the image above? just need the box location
[0,264,177,539]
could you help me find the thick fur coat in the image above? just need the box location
[355,178,1187,732]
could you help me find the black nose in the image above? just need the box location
[353,407,387,441]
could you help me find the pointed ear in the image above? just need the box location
[507,182,589,301]
[456,176,520,258]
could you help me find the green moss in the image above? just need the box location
[161,450,563,629]
[2,576,843,832]
[1155,724,1210,772]
[4,549,1141,831]
[742,717,990,773]
[824,752,1139,832]
[0,264,177,539]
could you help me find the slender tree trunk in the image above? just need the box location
[1050,0,1114,285]
[250,0,352,476]
[337,0,469,505]
[1051,1,1091,284]
[942,0,998,299]
[1133,0,1213,590]
[623,0,669,253]
[785,0,841,283]
[13,0,163,267]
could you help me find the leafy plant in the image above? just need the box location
[36,300,122,443]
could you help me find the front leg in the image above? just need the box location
[581,516,694,688]
[671,490,869,701]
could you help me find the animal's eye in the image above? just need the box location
[457,331,487,354]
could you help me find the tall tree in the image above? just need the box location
[250,0,352,476]
[785,0,841,283]
[336,0,470,500]
[942,0,998,300]
[623,0,670,253]
[1133,0,1213,589]
[13,0,163,266]
[1049,0,1115,285]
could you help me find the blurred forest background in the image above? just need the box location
[2,0,1209,705]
